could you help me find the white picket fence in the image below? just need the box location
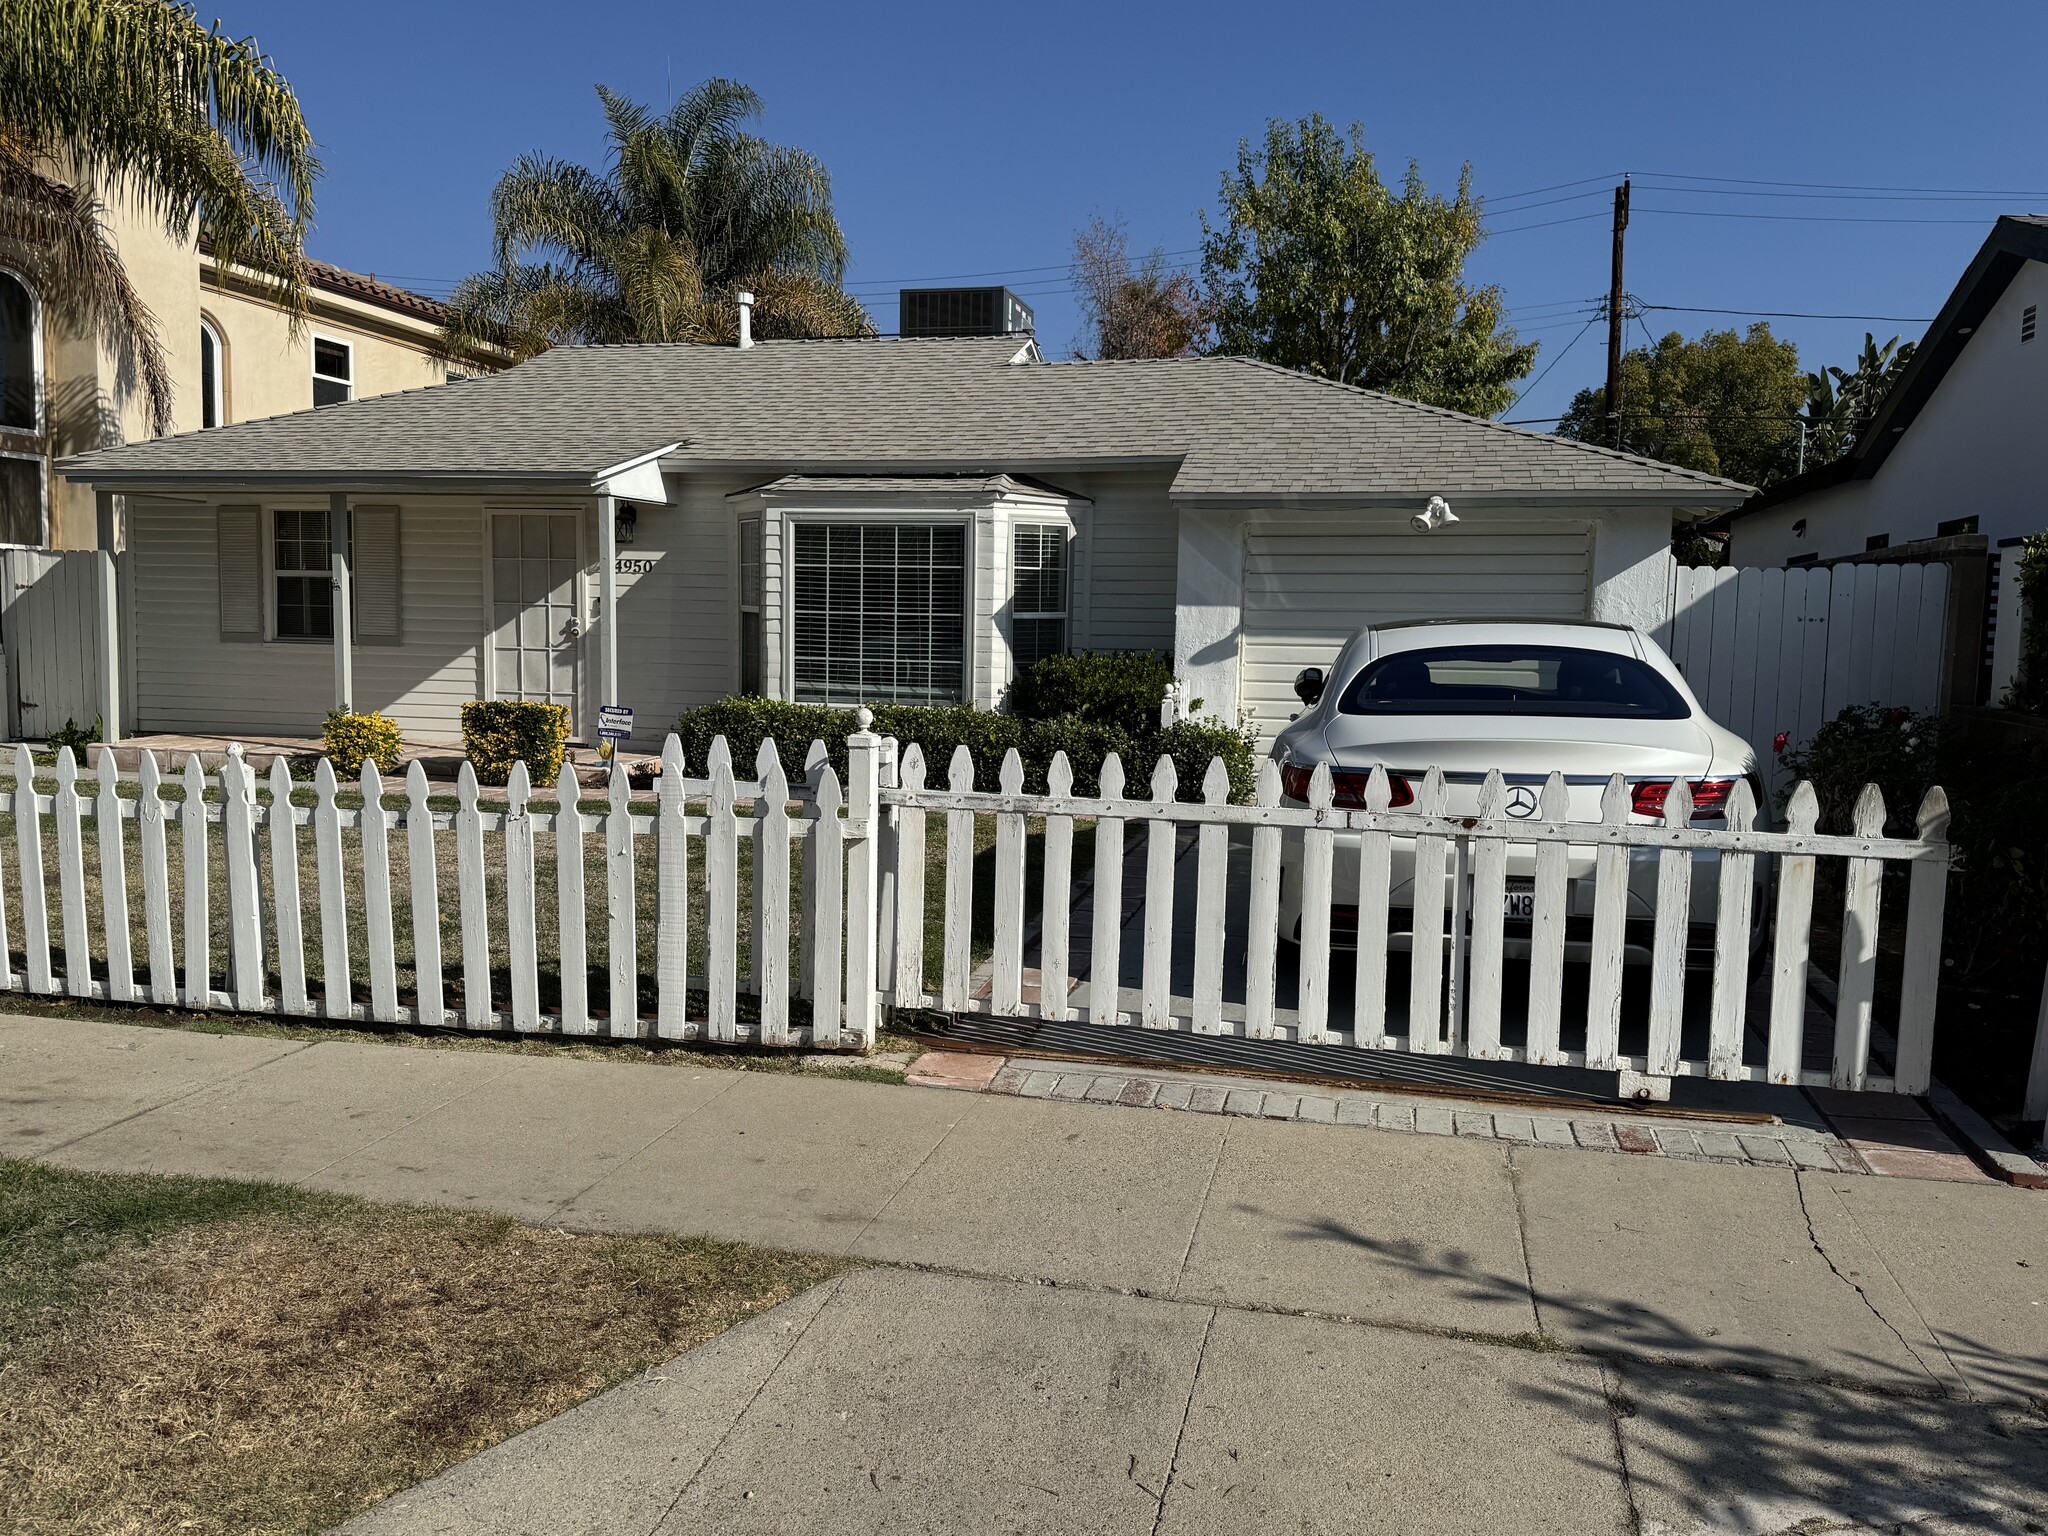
[882,745,1952,1095]
[0,727,881,1047]
[1659,560,1952,797]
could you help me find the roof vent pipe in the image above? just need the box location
[737,291,755,350]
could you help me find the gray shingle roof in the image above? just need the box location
[61,334,1749,502]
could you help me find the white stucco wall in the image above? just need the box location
[1729,259,2048,568]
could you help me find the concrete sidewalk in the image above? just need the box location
[7,1013,2048,1533]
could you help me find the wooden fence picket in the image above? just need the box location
[1525,772,1571,1067]
[309,758,348,1019]
[991,749,1026,1018]
[97,750,132,1002]
[1191,757,1229,1036]
[941,746,974,1015]
[808,766,845,1042]
[1768,781,1820,1083]
[706,744,739,1042]
[0,764,11,991]
[13,744,49,993]
[359,759,398,1024]
[556,759,589,1035]
[1351,766,1395,1051]
[1892,787,1950,1095]
[54,750,89,997]
[892,744,928,1008]
[1832,784,1887,1090]
[137,750,173,1004]
[1295,763,1334,1044]
[843,719,881,1048]
[222,750,265,1012]
[1465,771,1509,1061]
[757,747,792,1046]
[455,762,491,1029]
[1706,779,1757,1079]
[1141,755,1178,1031]
[607,762,638,1036]
[268,757,308,1016]
[1647,778,1693,1077]
[1405,768,1449,1053]
[1088,754,1126,1027]
[403,761,441,1028]
[655,735,690,1039]
[182,754,212,1009]
[1243,759,1281,1041]
[1040,753,1074,1022]
[504,761,539,1031]
[798,738,827,999]
[1584,775,1630,1071]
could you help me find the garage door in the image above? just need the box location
[1240,523,1592,742]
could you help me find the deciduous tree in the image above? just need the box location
[1071,214,1209,359]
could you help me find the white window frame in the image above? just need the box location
[312,334,353,406]
[199,315,226,428]
[0,264,45,438]
[781,511,975,707]
[1009,519,1072,680]
[0,448,49,549]
[263,503,338,643]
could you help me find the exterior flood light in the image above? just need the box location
[1411,496,1459,533]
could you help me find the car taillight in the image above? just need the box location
[1279,763,1412,807]
[1631,777,1740,820]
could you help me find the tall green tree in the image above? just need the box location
[1198,114,1534,415]
[442,81,870,362]
[0,0,319,435]
[1555,324,1807,487]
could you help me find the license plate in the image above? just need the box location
[1504,880,1535,920]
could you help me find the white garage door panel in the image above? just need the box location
[1240,527,1591,742]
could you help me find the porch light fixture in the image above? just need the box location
[615,502,638,545]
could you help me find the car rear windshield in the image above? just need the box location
[1335,644,1691,719]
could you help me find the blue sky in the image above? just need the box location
[236,0,2048,424]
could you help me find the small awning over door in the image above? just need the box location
[1239,522,1593,742]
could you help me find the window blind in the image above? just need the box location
[1011,524,1068,671]
[792,523,965,705]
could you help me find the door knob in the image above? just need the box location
[560,618,581,640]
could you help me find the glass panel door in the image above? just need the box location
[489,512,581,731]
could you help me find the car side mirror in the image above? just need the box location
[1293,667,1325,705]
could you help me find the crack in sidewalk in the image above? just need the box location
[1150,1305,1218,1536]
[1597,1359,1644,1536]
[1169,1124,1230,1299]
[1793,1169,1951,1392]
[34,1036,313,1157]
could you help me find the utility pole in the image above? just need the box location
[1605,177,1630,449]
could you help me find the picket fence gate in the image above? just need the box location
[880,744,1952,1096]
[0,725,882,1047]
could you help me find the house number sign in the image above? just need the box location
[616,557,657,575]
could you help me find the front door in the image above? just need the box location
[489,511,582,734]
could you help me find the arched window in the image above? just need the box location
[199,316,225,429]
[0,269,39,434]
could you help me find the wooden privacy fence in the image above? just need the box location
[1659,560,1952,799]
[0,725,882,1047]
[881,744,1953,1095]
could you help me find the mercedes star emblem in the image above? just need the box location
[1504,784,1541,819]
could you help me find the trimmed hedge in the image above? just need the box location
[1008,650,1173,737]
[461,700,571,787]
[322,709,402,777]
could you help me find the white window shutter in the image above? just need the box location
[353,504,402,644]
[217,504,261,641]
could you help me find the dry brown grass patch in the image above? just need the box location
[0,1202,845,1536]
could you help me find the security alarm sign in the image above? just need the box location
[597,705,634,742]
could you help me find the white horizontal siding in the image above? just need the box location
[130,496,485,739]
[612,473,745,747]
[1066,471,1176,654]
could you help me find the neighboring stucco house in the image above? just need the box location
[59,324,1747,752]
[1,196,490,551]
[1722,215,2048,701]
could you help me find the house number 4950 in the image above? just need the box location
[616,557,657,575]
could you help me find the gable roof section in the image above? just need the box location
[1731,213,2048,519]
[62,333,1748,504]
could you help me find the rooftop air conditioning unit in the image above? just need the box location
[898,286,1035,338]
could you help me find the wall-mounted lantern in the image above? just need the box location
[615,502,639,546]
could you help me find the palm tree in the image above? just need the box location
[0,0,318,436]
[441,80,870,362]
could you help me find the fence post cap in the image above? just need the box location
[853,707,874,732]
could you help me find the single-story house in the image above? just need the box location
[59,321,1748,753]
[1722,215,2048,702]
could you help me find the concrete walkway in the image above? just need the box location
[6,1013,2048,1533]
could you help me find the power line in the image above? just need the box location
[1636,205,1993,226]
[1634,182,2048,204]
[1508,316,1599,410]
[1642,303,1934,323]
[1638,169,2048,198]
[1481,173,1623,204]
[1487,209,1612,236]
